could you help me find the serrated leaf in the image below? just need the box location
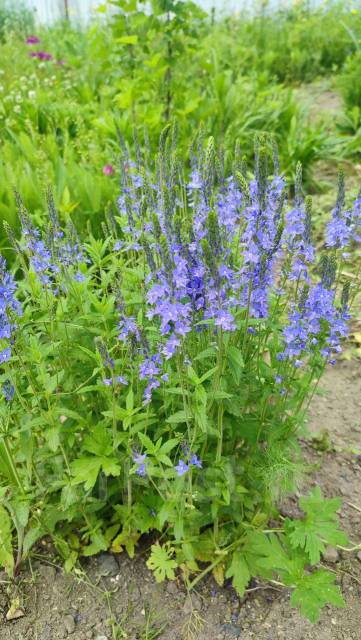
[71,457,102,490]
[227,346,244,385]
[225,551,250,597]
[159,438,179,455]
[166,410,192,424]
[291,569,344,623]
[287,487,349,564]
[146,543,178,582]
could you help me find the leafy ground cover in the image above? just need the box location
[0,359,360,640]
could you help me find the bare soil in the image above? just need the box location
[0,360,360,640]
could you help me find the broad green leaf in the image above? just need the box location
[286,487,349,564]
[226,551,250,597]
[71,457,102,490]
[146,543,178,582]
[290,570,344,623]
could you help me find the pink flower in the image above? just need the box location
[26,36,40,45]
[103,164,114,176]
[57,59,65,66]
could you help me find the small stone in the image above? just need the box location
[166,580,178,595]
[182,594,202,614]
[322,546,339,563]
[94,636,108,640]
[63,614,76,635]
[96,553,119,577]
[356,551,361,562]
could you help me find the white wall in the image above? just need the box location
[7,0,329,25]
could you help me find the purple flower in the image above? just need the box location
[102,378,113,386]
[26,36,40,44]
[175,460,189,477]
[115,375,128,385]
[143,378,160,404]
[139,357,161,380]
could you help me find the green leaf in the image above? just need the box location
[138,432,156,454]
[100,456,121,477]
[83,424,113,457]
[71,455,120,490]
[286,487,349,564]
[225,551,250,597]
[291,569,344,623]
[117,35,138,45]
[0,505,14,575]
[194,347,216,361]
[22,527,43,557]
[159,438,179,455]
[71,457,102,491]
[199,367,218,384]
[227,346,244,385]
[146,543,178,582]
[45,427,60,452]
[166,410,192,424]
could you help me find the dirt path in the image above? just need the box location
[0,361,360,640]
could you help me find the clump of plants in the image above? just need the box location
[0,132,360,622]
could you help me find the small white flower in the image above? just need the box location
[15,94,22,103]
[14,105,21,114]
[28,90,36,99]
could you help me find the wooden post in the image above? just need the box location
[64,0,69,21]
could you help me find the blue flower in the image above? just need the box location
[189,453,202,469]
[2,380,14,402]
[133,452,147,477]
[175,460,189,477]
[0,257,22,363]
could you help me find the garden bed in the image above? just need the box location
[1,361,359,640]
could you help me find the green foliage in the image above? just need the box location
[0,504,14,575]
[290,570,344,623]
[0,0,358,625]
[0,0,356,239]
[286,487,349,564]
[0,137,356,623]
[147,543,178,582]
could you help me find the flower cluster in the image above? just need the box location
[0,257,22,364]
[111,140,360,404]
[26,35,65,65]
[326,172,361,250]
[15,192,86,289]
